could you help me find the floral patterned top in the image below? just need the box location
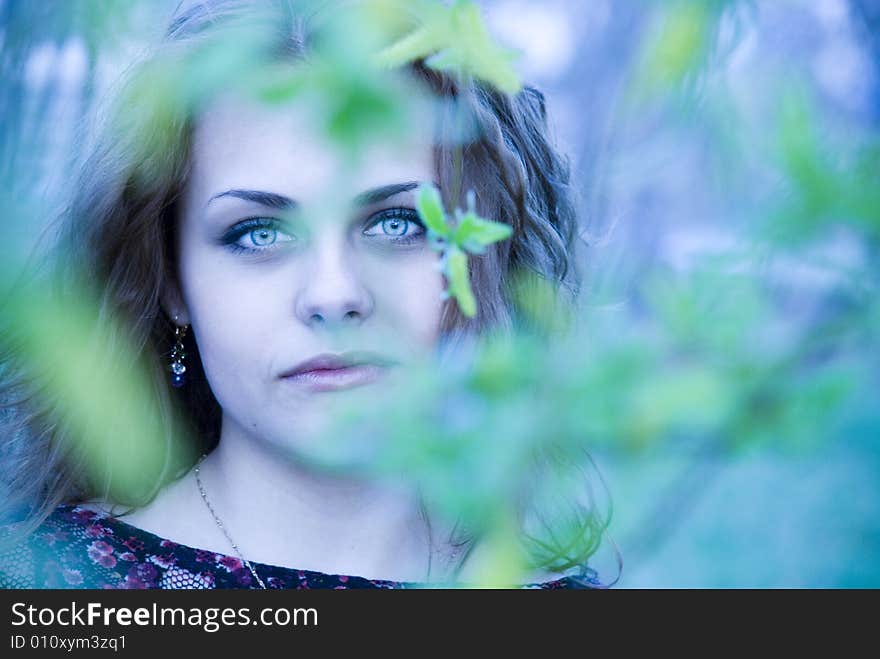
[0,504,602,589]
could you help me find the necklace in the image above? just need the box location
[194,452,468,588]
[193,452,268,590]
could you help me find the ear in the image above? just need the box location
[160,279,191,326]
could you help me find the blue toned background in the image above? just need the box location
[488,0,880,587]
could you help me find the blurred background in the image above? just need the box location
[1,0,878,587]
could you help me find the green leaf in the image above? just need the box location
[374,25,441,68]
[253,63,307,105]
[374,0,521,94]
[416,183,452,237]
[641,1,713,89]
[453,210,513,252]
[444,1,521,94]
[0,278,193,503]
[447,247,477,318]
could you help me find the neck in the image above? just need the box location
[194,415,458,583]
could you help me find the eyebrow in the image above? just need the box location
[206,182,422,210]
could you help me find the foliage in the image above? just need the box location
[417,185,513,318]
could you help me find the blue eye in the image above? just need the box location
[222,218,295,255]
[362,208,426,245]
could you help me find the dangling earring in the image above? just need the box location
[170,316,189,388]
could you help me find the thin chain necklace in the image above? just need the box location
[193,452,268,590]
[194,452,467,587]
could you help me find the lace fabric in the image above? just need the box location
[0,505,601,589]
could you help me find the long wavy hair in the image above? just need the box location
[0,0,610,582]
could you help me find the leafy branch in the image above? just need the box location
[416,183,513,318]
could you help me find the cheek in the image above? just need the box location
[179,250,275,393]
[377,256,446,348]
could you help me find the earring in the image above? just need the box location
[170,316,189,388]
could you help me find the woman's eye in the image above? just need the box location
[362,208,426,245]
[222,218,295,255]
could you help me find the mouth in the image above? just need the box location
[279,352,397,393]
[280,363,389,393]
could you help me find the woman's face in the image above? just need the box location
[168,95,445,456]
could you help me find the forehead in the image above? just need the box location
[186,95,435,207]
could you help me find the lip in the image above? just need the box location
[279,352,397,393]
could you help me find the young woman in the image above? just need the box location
[0,0,607,589]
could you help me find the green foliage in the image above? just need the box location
[446,248,478,318]
[769,85,880,245]
[416,183,451,237]
[453,194,514,254]
[376,0,522,93]
[416,184,513,318]
[631,0,743,104]
[1,278,192,503]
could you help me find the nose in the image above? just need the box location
[294,231,373,328]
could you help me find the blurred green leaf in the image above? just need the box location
[1,278,192,502]
[376,0,521,93]
[651,2,711,82]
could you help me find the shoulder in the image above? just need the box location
[0,503,174,589]
[0,505,82,588]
